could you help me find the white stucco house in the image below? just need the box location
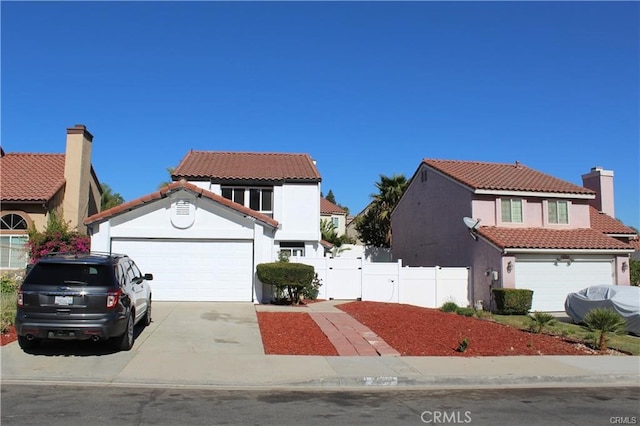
[84,151,323,303]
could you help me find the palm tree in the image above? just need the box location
[356,173,408,247]
[100,184,125,210]
[584,308,627,351]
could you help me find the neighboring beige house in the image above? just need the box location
[0,124,102,269]
[392,159,637,312]
[320,197,348,236]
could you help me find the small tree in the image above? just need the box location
[583,308,627,351]
[26,211,90,263]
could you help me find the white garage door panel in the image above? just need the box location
[516,259,613,312]
[111,239,253,302]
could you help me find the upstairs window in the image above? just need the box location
[279,242,305,258]
[222,187,273,218]
[548,200,569,224]
[501,199,523,223]
[331,217,339,228]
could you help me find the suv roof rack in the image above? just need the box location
[44,251,128,259]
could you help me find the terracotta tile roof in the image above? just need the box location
[0,153,66,202]
[320,197,346,215]
[589,206,637,235]
[477,227,633,251]
[628,238,640,252]
[423,159,594,195]
[173,151,322,183]
[84,180,279,228]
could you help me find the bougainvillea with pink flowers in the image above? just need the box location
[26,211,90,263]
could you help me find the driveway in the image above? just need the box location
[1,302,268,385]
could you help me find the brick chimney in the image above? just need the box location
[63,124,93,233]
[582,166,615,217]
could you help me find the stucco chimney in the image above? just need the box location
[63,124,93,233]
[582,166,615,217]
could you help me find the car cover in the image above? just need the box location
[565,285,640,336]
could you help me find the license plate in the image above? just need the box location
[54,296,73,305]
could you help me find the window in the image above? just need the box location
[279,242,305,258]
[222,187,273,217]
[1,214,27,230]
[331,217,339,228]
[0,235,28,269]
[0,214,29,269]
[548,200,569,224]
[501,199,523,223]
[221,188,245,206]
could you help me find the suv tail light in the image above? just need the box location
[106,289,121,309]
[17,285,23,307]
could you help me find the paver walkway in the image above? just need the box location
[256,300,400,357]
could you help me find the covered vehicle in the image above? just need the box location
[565,285,640,336]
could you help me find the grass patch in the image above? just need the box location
[491,314,640,355]
[1,290,17,333]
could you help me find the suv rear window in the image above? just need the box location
[25,263,112,287]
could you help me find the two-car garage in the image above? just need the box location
[111,239,255,302]
[515,256,614,312]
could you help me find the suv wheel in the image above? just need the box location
[143,298,152,327]
[18,335,40,350]
[114,312,134,351]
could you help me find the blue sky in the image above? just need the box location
[2,1,639,229]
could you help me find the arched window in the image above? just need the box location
[1,213,28,230]
[0,213,29,269]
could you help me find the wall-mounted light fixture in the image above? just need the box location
[507,261,513,273]
[622,261,628,272]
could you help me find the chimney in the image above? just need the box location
[582,166,615,217]
[63,124,93,234]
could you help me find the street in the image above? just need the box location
[1,384,638,425]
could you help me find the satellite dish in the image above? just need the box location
[462,217,480,240]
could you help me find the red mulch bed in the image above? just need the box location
[257,312,338,356]
[1,326,17,346]
[257,301,598,356]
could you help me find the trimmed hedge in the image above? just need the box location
[256,262,315,304]
[491,288,533,315]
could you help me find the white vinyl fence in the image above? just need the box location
[288,257,470,309]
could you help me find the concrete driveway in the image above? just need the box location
[1,302,268,386]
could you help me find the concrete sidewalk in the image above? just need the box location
[1,301,639,390]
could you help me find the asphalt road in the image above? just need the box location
[1,384,638,425]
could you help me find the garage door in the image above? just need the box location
[515,257,614,312]
[111,239,254,302]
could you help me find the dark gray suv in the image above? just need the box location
[15,252,153,351]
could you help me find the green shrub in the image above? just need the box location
[584,308,627,351]
[528,311,556,334]
[455,307,476,317]
[1,273,20,293]
[491,288,533,315]
[440,301,459,313]
[456,337,469,353]
[257,261,315,305]
[630,259,640,286]
[302,273,323,300]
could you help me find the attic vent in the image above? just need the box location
[170,199,196,229]
[175,200,191,216]
[421,169,428,183]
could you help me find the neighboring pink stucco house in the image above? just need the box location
[391,159,637,312]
